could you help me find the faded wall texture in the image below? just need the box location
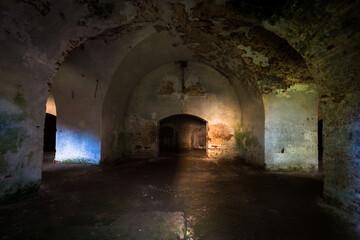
[125,62,242,159]
[0,0,359,215]
[101,32,194,163]
[263,84,319,172]
[53,49,102,164]
[321,92,360,210]
[51,24,156,164]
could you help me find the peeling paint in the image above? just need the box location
[158,81,175,95]
[272,83,317,98]
[208,123,233,145]
[184,81,205,96]
[237,45,269,67]
[128,116,157,149]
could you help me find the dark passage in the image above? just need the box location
[43,113,56,152]
[159,114,206,157]
[318,119,323,173]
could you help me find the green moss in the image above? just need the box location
[0,181,40,205]
[0,115,27,154]
[14,88,27,111]
[110,131,128,156]
[0,104,29,177]
[61,159,94,164]
[234,123,259,154]
[26,151,35,159]
[267,164,317,172]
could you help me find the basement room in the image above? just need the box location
[0,0,359,239]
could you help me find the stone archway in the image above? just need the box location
[0,0,358,212]
[158,114,207,157]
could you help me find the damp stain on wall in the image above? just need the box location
[234,123,259,154]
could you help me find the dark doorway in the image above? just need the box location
[318,119,323,173]
[43,113,56,152]
[159,126,177,152]
[158,114,207,157]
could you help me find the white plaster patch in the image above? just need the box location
[263,83,319,171]
[274,83,318,98]
[262,18,291,39]
[237,45,269,67]
[286,83,317,93]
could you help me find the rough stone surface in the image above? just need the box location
[110,211,186,240]
[0,0,359,215]
[124,61,241,159]
[263,83,319,172]
[0,155,359,239]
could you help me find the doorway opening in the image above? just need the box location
[318,119,323,173]
[43,113,56,152]
[158,114,207,157]
[43,92,57,164]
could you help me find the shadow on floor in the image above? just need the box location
[0,153,358,239]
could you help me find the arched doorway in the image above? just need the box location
[43,92,57,163]
[43,113,56,152]
[158,114,207,157]
[159,126,177,152]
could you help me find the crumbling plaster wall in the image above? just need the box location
[53,48,103,164]
[52,24,156,164]
[195,0,359,211]
[124,62,241,158]
[101,31,196,162]
[0,0,358,213]
[242,0,360,212]
[101,29,268,165]
[263,84,319,172]
[0,0,138,201]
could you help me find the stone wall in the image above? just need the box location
[263,84,319,172]
[0,0,358,214]
[321,92,360,210]
[124,62,242,159]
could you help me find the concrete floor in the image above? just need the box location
[0,152,358,240]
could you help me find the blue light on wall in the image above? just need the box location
[55,125,101,164]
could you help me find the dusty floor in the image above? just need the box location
[0,152,359,240]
